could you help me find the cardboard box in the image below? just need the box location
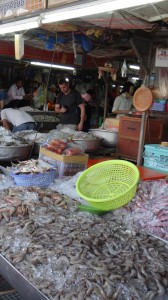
[104,118,119,130]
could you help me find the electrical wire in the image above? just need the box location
[28,25,59,158]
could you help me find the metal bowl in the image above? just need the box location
[0,144,33,161]
[32,142,42,155]
[72,138,101,153]
[89,129,118,148]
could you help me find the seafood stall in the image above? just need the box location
[26,111,60,132]
[0,120,167,300]
[0,127,33,162]
[0,168,168,299]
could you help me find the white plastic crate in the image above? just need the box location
[39,147,88,178]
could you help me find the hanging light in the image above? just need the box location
[0,17,41,34]
[30,62,75,71]
[129,65,140,70]
[42,0,164,23]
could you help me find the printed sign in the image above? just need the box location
[155,48,168,67]
[0,0,45,20]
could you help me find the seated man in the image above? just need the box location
[5,77,32,108]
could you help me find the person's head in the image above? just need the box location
[33,81,40,91]
[122,82,134,96]
[81,93,92,103]
[58,79,70,94]
[87,89,95,98]
[15,77,23,89]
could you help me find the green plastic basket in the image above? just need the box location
[76,160,139,211]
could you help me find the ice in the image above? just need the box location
[51,172,88,205]
[0,174,15,189]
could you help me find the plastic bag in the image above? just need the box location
[153,67,168,98]
[63,147,83,156]
[44,138,67,154]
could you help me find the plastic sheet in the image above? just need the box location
[0,174,15,189]
[153,67,168,99]
[51,172,88,205]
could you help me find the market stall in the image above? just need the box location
[0,1,168,298]
[0,170,168,299]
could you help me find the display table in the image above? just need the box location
[26,111,59,132]
[87,158,167,181]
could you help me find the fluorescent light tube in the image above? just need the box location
[31,62,75,71]
[129,65,140,70]
[42,0,164,23]
[132,77,139,80]
[0,17,40,34]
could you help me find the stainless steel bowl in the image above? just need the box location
[89,129,118,148]
[0,144,33,161]
[32,142,42,155]
[72,138,101,153]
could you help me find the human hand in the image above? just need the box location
[77,122,83,131]
[60,106,67,113]
[24,94,33,99]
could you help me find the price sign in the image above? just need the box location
[155,48,168,67]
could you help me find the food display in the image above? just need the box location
[8,159,57,187]
[44,138,84,156]
[0,127,29,146]
[14,130,48,145]
[126,179,168,241]
[10,159,54,175]
[0,178,167,299]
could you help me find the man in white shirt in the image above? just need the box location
[5,78,32,107]
[1,107,37,133]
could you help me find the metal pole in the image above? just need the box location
[137,111,146,166]
[103,80,108,128]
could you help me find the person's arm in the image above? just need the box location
[77,103,85,131]
[112,109,130,114]
[54,93,67,113]
[2,119,11,131]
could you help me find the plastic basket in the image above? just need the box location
[76,160,140,211]
[143,144,168,174]
[151,102,166,112]
[10,169,57,187]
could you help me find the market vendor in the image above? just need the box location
[33,81,47,110]
[0,107,37,133]
[81,93,92,132]
[112,82,135,118]
[55,79,85,131]
[4,78,33,108]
